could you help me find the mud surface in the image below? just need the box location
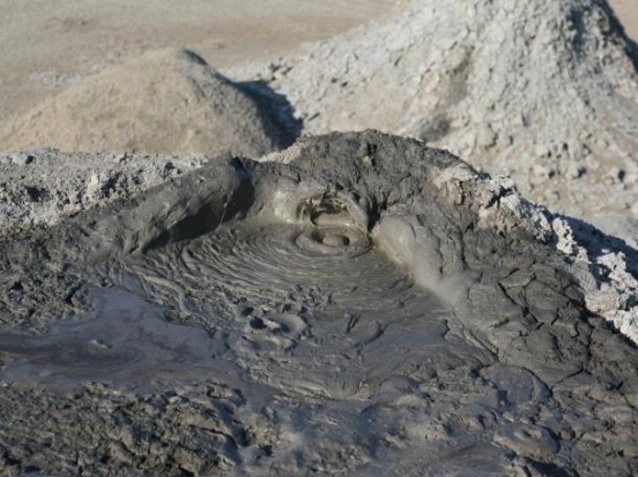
[0,288,229,387]
[0,132,637,476]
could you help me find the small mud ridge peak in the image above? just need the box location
[0,132,636,476]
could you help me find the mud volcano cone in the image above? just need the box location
[0,48,283,157]
[0,131,636,476]
[252,0,638,222]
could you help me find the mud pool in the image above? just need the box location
[0,132,636,476]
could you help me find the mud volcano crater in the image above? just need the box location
[0,131,637,476]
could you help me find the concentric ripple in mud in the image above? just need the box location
[93,221,491,399]
[177,223,406,305]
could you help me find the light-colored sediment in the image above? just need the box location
[234,0,638,236]
[0,49,284,157]
[610,0,638,40]
[0,148,206,238]
[0,132,636,476]
[0,0,399,120]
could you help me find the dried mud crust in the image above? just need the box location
[0,149,207,239]
[0,132,637,476]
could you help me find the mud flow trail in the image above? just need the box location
[0,132,636,476]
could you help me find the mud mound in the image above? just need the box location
[241,0,638,224]
[0,48,282,157]
[0,132,637,476]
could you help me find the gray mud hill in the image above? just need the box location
[237,0,638,231]
[0,48,283,157]
[0,131,637,476]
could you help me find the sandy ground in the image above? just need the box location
[611,0,638,40]
[0,48,289,156]
[0,0,398,120]
[0,0,633,120]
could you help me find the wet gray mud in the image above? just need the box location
[0,289,230,387]
[0,132,637,476]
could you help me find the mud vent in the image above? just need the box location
[297,193,356,226]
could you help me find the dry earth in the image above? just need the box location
[0,0,633,124]
[0,48,285,156]
[0,0,634,131]
[610,0,638,40]
[0,0,398,121]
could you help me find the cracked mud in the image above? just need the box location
[0,132,637,476]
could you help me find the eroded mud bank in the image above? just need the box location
[0,132,636,476]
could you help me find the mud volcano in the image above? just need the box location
[0,48,284,157]
[0,132,637,476]
[243,0,638,225]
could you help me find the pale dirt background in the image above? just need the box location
[612,0,638,41]
[0,0,398,120]
[0,0,634,121]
